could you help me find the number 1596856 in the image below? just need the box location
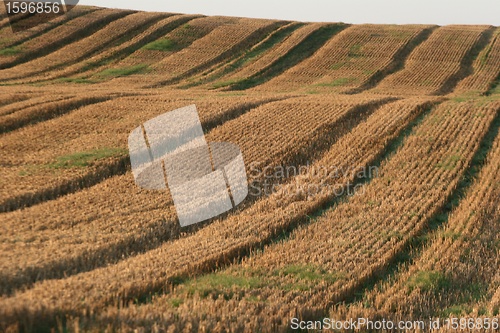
[6,2,61,15]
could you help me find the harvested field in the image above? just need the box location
[0,8,125,70]
[0,5,499,332]
[257,24,436,93]
[372,25,495,95]
[141,18,284,87]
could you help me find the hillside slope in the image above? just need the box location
[0,6,499,332]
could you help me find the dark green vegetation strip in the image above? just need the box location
[486,73,500,96]
[142,38,176,51]
[47,148,128,169]
[228,24,348,90]
[0,46,22,56]
[161,264,346,303]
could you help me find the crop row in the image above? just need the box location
[94,16,238,86]
[73,98,500,332]
[329,113,500,324]
[116,16,230,67]
[0,8,126,70]
[259,24,432,92]
[210,23,325,88]
[374,25,493,95]
[0,94,75,117]
[1,95,290,283]
[43,14,194,82]
[0,93,39,109]
[0,95,114,133]
[206,94,390,170]
[0,6,97,62]
[0,97,437,327]
[0,93,284,210]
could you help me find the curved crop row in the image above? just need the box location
[0,95,286,289]
[373,25,493,96]
[208,23,325,89]
[206,95,390,170]
[96,16,239,85]
[0,11,164,82]
[0,95,385,295]
[0,6,97,61]
[333,126,500,322]
[0,94,75,117]
[0,93,34,109]
[0,97,437,327]
[0,8,128,70]
[258,24,432,92]
[0,95,113,133]
[171,22,304,89]
[38,14,194,82]
[75,99,499,332]
[454,27,500,95]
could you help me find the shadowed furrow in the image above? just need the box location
[0,96,388,295]
[37,14,197,83]
[0,6,97,55]
[84,99,499,332]
[256,24,433,93]
[0,95,114,134]
[0,11,166,82]
[373,25,494,96]
[145,18,285,87]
